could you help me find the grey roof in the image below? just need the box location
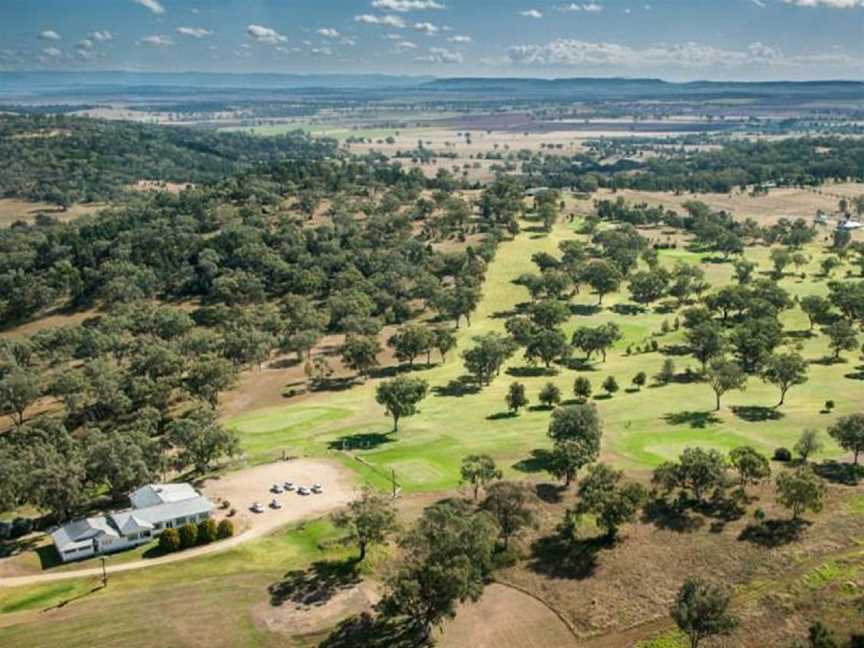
[126,495,214,526]
[110,512,155,535]
[129,483,200,509]
[52,516,118,552]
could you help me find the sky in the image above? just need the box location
[0,0,862,81]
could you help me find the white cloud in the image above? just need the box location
[520,9,544,18]
[90,31,114,42]
[751,0,766,6]
[415,46,463,63]
[355,14,407,27]
[311,47,333,56]
[177,27,212,38]
[506,37,860,70]
[247,24,287,44]
[413,21,440,33]
[139,35,174,47]
[394,40,417,49]
[508,39,782,67]
[447,35,472,43]
[371,0,446,10]
[782,0,863,6]
[42,47,62,58]
[39,30,61,40]
[317,28,341,38]
[77,39,94,50]
[558,3,603,11]
[132,0,165,15]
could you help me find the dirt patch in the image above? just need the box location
[253,581,380,638]
[438,583,577,648]
[199,459,357,538]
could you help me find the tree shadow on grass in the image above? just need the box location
[641,498,705,534]
[507,365,556,378]
[269,558,362,608]
[319,612,425,648]
[610,303,645,316]
[813,460,863,486]
[663,410,722,429]
[560,357,598,372]
[528,533,609,580]
[844,366,864,381]
[738,519,809,548]
[432,375,480,398]
[512,449,554,474]
[310,377,358,393]
[487,411,517,421]
[660,344,692,357]
[328,433,394,452]
[534,482,566,504]
[731,406,784,423]
[570,304,601,317]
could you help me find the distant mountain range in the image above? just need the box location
[0,71,861,104]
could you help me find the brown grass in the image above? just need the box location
[0,200,106,227]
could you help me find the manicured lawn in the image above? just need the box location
[226,219,857,490]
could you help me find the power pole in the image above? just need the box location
[101,556,108,588]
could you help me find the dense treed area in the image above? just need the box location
[0,155,515,526]
[522,137,864,193]
[0,114,336,205]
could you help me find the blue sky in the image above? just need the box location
[1,0,862,80]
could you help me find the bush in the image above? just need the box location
[197,518,217,544]
[753,507,766,521]
[178,523,198,549]
[159,528,181,553]
[825,400,835,412]
[216,519,235,540]
[773,447,792,462]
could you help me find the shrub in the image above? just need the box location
[216,519,235,540]
[773,447,792,462]
[178,523,198,549]
[753,507,766,521]
[159,528,181,553]
[825,400,835,412]
[197,518,217,544]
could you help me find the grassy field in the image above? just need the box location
[4,193,864,646]
[226,211,860,495]
[0,519,379,647]
[0,199,106,227]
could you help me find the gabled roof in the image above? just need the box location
[110,512,155,535]
[130,496,214,526]
[52,516,119,552]
[129,483,200,509]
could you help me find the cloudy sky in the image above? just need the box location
[1,0,862,80]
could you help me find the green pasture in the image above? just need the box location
[0,518,375,647]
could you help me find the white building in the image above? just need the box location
[51,483,214,563]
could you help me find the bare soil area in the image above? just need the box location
[438,583,577,648]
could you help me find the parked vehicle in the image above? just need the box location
[311,483,323,494]
[284,482,295,491]
[298,486,310,496]
[270,499,282,509]
[251,502,264,513]
[271,484,283,494]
